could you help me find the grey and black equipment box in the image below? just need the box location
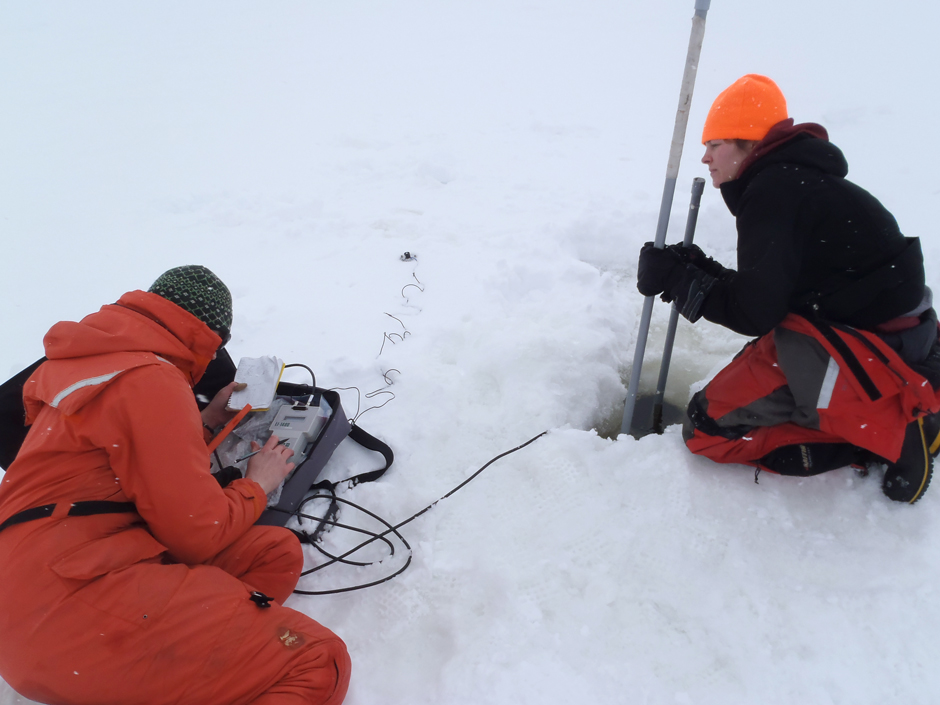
[256,386,393,527]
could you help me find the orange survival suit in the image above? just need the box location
[0,290,350,705]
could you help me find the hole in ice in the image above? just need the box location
[594,393,686,440]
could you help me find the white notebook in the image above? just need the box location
[227,356,285,411]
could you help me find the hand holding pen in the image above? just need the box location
[235,437,288,463]
[243,435,295,494]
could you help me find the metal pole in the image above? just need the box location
[651,176,705,433]
[620,0,711,437]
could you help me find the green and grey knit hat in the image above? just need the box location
[148,265,233,344]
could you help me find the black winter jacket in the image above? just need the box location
[697,121,925,337]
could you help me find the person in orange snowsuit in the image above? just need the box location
[0,266,350,705]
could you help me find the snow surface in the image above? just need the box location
[2,1,940,703]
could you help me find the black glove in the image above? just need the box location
[638,242,719,323]
[637,242,686,298]
[665,243,729,280]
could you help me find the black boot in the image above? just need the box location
[882,418,933,504]
[921,410,940,458]
[758,443,866,477]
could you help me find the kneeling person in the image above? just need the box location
[637,75,940,503]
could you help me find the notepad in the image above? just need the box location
[227,356,285,411]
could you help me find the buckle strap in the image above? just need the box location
[0,500,136,535]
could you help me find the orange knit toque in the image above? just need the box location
[701,74,788,143]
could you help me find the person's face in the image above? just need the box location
[701,140,752,187]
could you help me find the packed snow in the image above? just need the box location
[2,1,940,703]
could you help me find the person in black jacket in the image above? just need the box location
[637,74,940,503]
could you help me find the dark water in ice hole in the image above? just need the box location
[594,393,687,440]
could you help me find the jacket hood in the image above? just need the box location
[23,291,222,422]
[43,290,222,384]
[736,118,842,177]
[720,119,848,215]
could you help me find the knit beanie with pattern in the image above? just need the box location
[148,265,233,344]
[701,74,788,143]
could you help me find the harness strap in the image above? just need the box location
[832,321,909,386]
[0,500,136,535]
[805,318,883,402]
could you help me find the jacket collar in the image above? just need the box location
[719,119,844,215]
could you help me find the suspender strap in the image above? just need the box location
[831,322,892,365]
[0,500,136,535]
[806,318,882,402]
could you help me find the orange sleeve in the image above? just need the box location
[83,363,267,565]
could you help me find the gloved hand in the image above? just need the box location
[665,243,706,263]
[637,242,687,298]
[638,242,719,323]
[665,243,729,279]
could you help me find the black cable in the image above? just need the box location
[283,363,316,389]
[302,496,398,563]
[292,495,412,595]
[291,430,548,595]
